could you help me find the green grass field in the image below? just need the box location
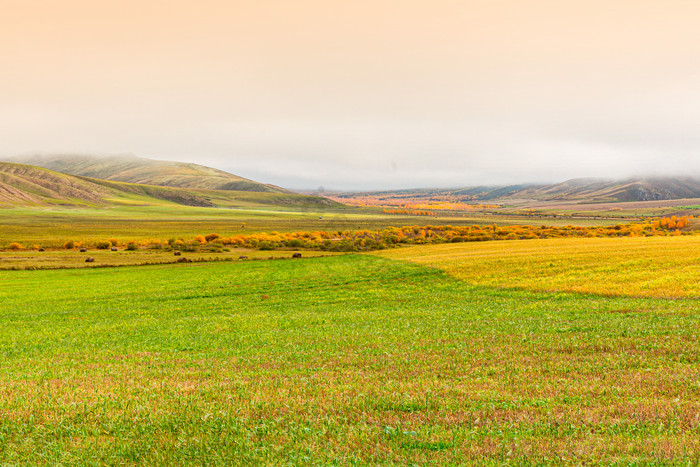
[2,253,700,464]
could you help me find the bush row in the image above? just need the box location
[3,216,695,252]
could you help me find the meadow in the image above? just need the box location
[2,249,700,464]
[2,199,699,463]
[0,204,629,249]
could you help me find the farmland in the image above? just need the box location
[2,240,700,464]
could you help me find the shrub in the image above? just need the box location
[194,235,206,244]
[96,241,111,249]
[8,242,24,250]
[286,239,303,248]
[205,233,220,243]
[64,240,75,249]
[182,243,197,252]
[108,238,120,247]
[126,242,138,251]
[203,242,223,252]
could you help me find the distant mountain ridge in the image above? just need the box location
[498,176,700,202]
[7,154,700,204]
[8,154,289,193]
[331,176,700,204]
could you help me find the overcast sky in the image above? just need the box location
[2,0,700,190]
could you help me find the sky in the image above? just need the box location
[2,0,700,190]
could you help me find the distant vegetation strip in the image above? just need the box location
[328,193,501,214]
[2,216,695,253]
[0,249,335,271]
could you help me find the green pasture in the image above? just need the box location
[1,255,700,464]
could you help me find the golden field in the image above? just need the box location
[375,236,700,299]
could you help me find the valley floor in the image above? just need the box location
[1,248,700,464]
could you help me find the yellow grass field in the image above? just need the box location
[375,236,700,298]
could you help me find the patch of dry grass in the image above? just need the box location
[375,236,700,298]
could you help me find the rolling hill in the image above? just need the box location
[0,162,113,206]
[330,176,700,204]
[0,162,337,209]
[506,177,700,203]
[8,154,289,193]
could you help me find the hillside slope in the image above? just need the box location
[9,154,289,193]
[510,177,700,202]
[0,163,337,209]
[0,162,112,206]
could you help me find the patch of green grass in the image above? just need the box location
[2,255,700,463]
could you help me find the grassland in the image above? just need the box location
[2,255,700,464]
[3,196,700,463]
[0,205,360,248]
[0,204,611,249]
[376,236,700,298]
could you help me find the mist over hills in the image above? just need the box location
[8,154,289,193]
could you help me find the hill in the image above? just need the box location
[510,176,700,203]
[0,162,337,209]
[8,154,289,193]
[0,162,113,206]
[329,176,700,205]
[445,176,700,203]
